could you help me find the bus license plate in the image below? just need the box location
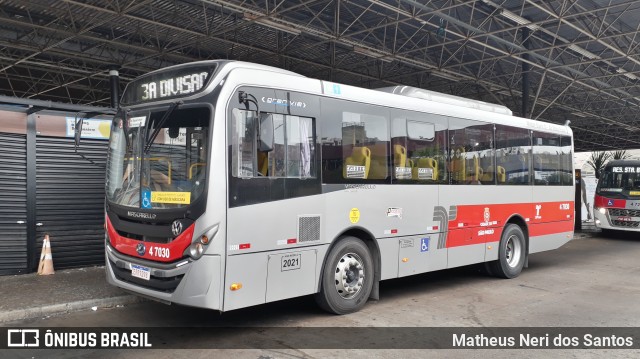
[617,217,633,222]
[131,264,150,280]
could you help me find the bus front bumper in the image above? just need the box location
[594,207,640,232]
[105,244,222,310]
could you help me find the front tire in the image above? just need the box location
[315,236,374,315]
[488,224,526,279]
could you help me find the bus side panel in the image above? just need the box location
[223,252,268,311]
[528,186,575,253]
[377,237,399,280]
[265,249,319,303]
[225,196,325,310]
[180,255,222,309]
[447,234,486,268]
[439,185,533,269]
[396,233,448,277]
[528,232,573,253]
[322,185,442,280]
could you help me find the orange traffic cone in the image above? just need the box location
[37,234,54,275]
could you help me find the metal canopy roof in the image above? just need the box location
[1,0,640,151]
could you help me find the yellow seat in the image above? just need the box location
[467,156,480,182]
[343,147,371,179]
[393,144,411,179]
[450,147,466,182]
[413,157,438,180]
[257,151,268,176]
[480,165,495,182]
[393,144,407,168]
[496,166,506,183]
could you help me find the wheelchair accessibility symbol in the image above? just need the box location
[142,189,152,209]
[421,237,429,252]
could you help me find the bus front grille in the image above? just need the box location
[609,208,640,217]
[110,259,183,293]
[612,220,640,227]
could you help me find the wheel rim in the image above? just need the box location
[334,252,365,299]
[505,234,522,268]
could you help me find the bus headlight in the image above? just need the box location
[598,207,606,214]
[186,224,218,260]
[189,242,204,259]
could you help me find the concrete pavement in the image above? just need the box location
[0,266,143,323]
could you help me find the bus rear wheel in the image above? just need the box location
[487,224,526,279]
[315,236,374,315]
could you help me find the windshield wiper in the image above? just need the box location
[143,100,182,153]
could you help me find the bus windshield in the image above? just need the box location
[106,106,210,209]
[597,166,640,198]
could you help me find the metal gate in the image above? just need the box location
[0,133,28,274]
[35,136,108,269]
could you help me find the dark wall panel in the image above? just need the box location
[34,136,108,269]
[0,133,28,274]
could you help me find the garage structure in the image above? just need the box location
[1,0,640,274]
[0,102,112,274]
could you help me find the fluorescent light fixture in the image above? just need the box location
[499,9,540,31]
[567,44,599,60]
[244,13,301,36]
[353,46,393,63]
[616,68,638,80]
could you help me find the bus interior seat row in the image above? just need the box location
[342,144,507,183]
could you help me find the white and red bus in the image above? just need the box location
[103,60,575,314]
[594,160,640,233]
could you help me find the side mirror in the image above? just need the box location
[259,114,274,152]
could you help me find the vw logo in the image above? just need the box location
[136,243,146,256]
[171,220,183,236]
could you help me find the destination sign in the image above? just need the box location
[121,64,216,105]
[140,72,208,101]
[612,166,640,173]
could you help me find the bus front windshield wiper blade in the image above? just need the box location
[143,100,182,153]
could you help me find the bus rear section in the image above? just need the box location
[594,160,640,233]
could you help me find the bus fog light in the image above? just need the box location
[599,207,606,214]
[595,219,601,225]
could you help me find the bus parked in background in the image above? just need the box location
[594,160,640,233]
[102,60,575,314]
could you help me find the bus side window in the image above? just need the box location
[341,110,388,180]
[496,125,531,185]
[231,109,315,179]
[391,115,446,183]
[231,108,256,178]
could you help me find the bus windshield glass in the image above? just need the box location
[106,106,210,209]
[597,165,640,197]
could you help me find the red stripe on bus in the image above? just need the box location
[594,195,625,208]
[107,216,194,262]
[445,201,574,248]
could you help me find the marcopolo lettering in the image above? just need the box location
[127,211,157,220]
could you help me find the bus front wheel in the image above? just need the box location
[487,224,526,279]
[315,236,374,315]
